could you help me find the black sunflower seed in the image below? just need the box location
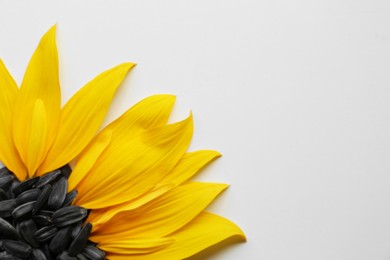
[31,214,53,227]
[2,240,32,258]
[31,248,48,260]
[0,251,23,260]
[81,245,105,260]
[75,253,88,260]
[48,177,67,210]
[0,175,13,190]
[68,223,92,256]
[52,206,87,228]
[34,170,61,189]
[12,177,39,196]
[60,165,72,179]
[62,190,78,207]
[18,220,39,248]
[32,184,52,214]
[49,226,72,254]
[12,201,36,220]
[0,189,7,201]
[0,168,11,178]
[70,221,82,239]
[15,189,40,205]
[34,225,58,242]
[0,200,17,218]
[57,251,76,260]
[40,244,52,260]
[0,218,19,240]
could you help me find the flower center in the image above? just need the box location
[0,166,106,259]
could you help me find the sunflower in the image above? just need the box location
[0,26,245,259]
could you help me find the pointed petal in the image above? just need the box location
[75,113,192,209]
[26,100,47,177]
[13,26,60,176]
[107,212,245,260]
[39,63,136,174]
[162,150,221,186]
[69,94,176,190]
[90,182,227,240]
[0,60,26,179]
[88,183,174,230]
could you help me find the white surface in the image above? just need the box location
[1,1,390,259]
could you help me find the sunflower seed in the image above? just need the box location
[6,180,20,199]
[0,218,19,240]
[15,189,40,205]
[52,206,87,228]
[68,223,92,256]
[34,170,61,189]
[49,226,71,254]
[37,210,54,217]
[0,189,6,201]
[75,253,88,260]
[31,248,48,260]
[31,215,53,227]
[60,165,72,179]
[18,220,39,248]
[2,240,32,258]
[0,176,13,190]
[0,200,17,218]
[40,244,52,260]
[48,177,67,210]
[81,245,105,260]
[57,251,77,260]
[12,176,39,196]
[0,168,11,178]
[0,251,23,260]
[62,190,78,207]
[34,225,58,242]
[32,184,52,214]
[12,201,36,220]
[70,221,82,239]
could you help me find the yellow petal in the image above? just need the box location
[88,183,174,230]
[26,100,47,176]
[0,60,26,179]
[39,63,135,174]
[98,237,173,255]
[90,182,227,240]
[162,150,221,186]
[69,94,176,190]
[107,212,245,260]
[88,150,220,228]
[68,131,112,191]
[75,113,192,209]
[13,26,60,176]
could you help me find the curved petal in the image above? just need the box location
[0,60,26,179]
[39,63,135,174]
[98,237,173,255]
[69,94,176,190]
[107,212,245,260]
[13,26,60,176]
[90,182,228,240]
[87,150,221,227]
[75,114,193,208]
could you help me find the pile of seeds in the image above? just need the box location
[0,166,106,260]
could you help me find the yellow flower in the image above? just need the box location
[0,26,245,259]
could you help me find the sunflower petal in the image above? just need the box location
[75,114,192,209]
[98,237,173,255]
[39,63,135,174]
[13,26,60,176]
[90,182,228,240]
[69,94,176,190]
[26,100,48,177]
[88,183,174,230]
[0,60,26,179]
[162,150,221,186]
[107,212,245,260]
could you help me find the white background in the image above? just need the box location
[1,1,390,259]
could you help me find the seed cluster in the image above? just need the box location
[0,166,106,259]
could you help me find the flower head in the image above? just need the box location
[0,26,245,259]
